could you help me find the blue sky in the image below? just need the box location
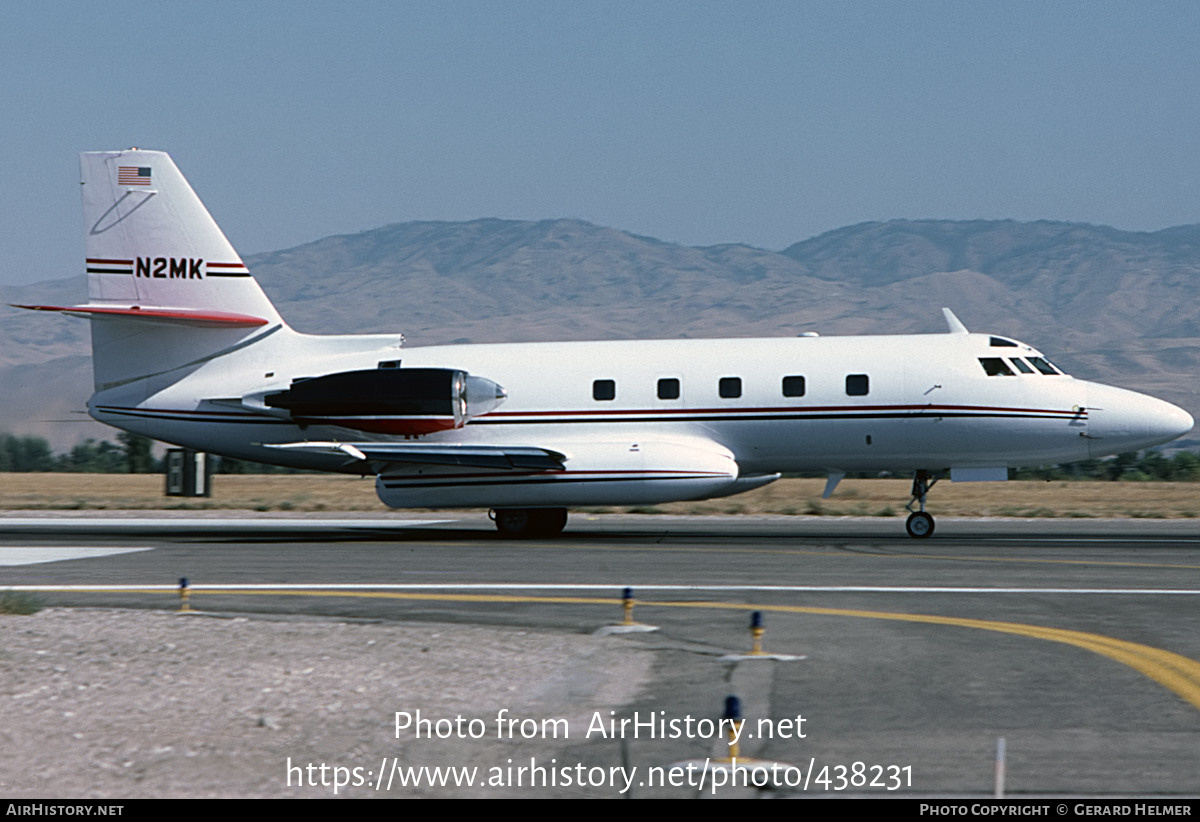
[3,1,1199,285]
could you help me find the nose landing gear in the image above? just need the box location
[905,471,939,538]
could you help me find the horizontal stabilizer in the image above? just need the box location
[264,441,566,471]
[11,303,269,328]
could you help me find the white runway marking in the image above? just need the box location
[0,546,153,567]
[0,517,450,530]
[3,582,1200,595]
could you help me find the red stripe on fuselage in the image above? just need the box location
[484,403,1084,418]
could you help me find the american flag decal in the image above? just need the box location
[117,166,152,185]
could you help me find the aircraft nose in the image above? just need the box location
[1086,383,1194,457]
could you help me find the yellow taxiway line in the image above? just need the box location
[118,587,1200,712]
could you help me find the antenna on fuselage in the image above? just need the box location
[942,307,969,334]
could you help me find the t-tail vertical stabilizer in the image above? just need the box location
[17,149,289,391]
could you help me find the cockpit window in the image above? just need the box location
[989,336,1018,347]
[1010,358,1034,374]
[1026,357,1061,375]
[979,357,1015,376]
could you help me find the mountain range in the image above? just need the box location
[3,218,1198,451]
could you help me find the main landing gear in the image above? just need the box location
[905,470,939,539]
[490,507,569,538]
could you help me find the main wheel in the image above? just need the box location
[905,511,935,539]
[492,507,568,538]
[530,507,568,536]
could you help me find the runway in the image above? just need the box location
[3,512,1200,796]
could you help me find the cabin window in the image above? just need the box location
[593,379,616,401]
[719,377,742,398]
[782,375,806,397]
[1010,358,1034,374]
[1026,357,1061,375]
[979,358,1015,376]
[657,378,680,400]
[845,374,869,396]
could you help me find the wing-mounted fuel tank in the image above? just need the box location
[252,367,506,435]
[374,438,752,509]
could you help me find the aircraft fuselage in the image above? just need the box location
[89,328,1187,486]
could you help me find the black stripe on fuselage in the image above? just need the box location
[94,406,292,425]
[94,405,1083,427]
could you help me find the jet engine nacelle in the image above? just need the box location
[374,438,746,508]
[259,367,506,435]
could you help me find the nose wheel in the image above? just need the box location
[905,471,939,539]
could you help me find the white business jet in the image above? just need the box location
[14,150,1194,538]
